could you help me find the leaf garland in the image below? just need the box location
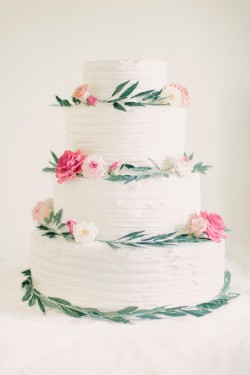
[21,270,239,323]
[102,231,211,249]
[55,80,171,111]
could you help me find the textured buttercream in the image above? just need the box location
[53,174,201,240]
[83,60,168,99]
[30,232,225,311]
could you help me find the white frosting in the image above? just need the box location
[83,60,168,99]
[65,105,186,165]
[30,231,225,311]
[53,174,201,240]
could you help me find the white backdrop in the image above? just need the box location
[0,0,249,264]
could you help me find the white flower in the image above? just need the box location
[73,221,99,244]
[82,154,107,179]
[162,86,182,107]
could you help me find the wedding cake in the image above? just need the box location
[27,60,229,318]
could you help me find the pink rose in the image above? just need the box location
[32,198,54,223]
[199,211,227,243]
[67,220,77,235]
[165,83,190,107]
[184,215,207,237]
[72,83,90,101]
[56,150,87,184]
[86,96,98,106]
[108,161,120,176]
[82,154,107,178]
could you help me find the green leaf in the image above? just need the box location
[51,151,58,163]
[60,306,83,318]
[55,96,62,105]
[41,231,57,238]
[106,242,120,250]
[44,217,50,225]
[113,102,126,112]
[22,286,32,301]
[61,99,71,107]
[106,175,135,182]
[72,97,81,104]
[119,81,139,99]
[36,224,49,230]
[120,163,151,172]
[192,162,212,174]
[28,294,36,307]
[142,89,162,101]
[148,158,160,170]
[58,223,66,229]
[124,102,145,107]
[111,80,130,97]
[37,297,46,314]
[42,167,56,173]
[48,297,71,305]
[124,176,137,184]
[117,306,138,314]
[53,209,62,225]
[117,230,145,240]
[137,314,161,320]
[131,90,155,99]
[22,269,31,276]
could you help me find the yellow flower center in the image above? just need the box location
[80,228,90,237]
[168,93,175,100]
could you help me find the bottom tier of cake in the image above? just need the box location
[30,231,225,311]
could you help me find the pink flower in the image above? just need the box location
[164,83,190,107]
[108,161,120,176]
[82,154,107,178]
[32,198,54,223]
[72,83,90,101]
[67,220,77,235]
[86,96,98,106]
[56,150,87,184]
[199,211,227,243]
[185,211,226,242]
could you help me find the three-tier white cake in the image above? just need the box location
[30,60,226,312]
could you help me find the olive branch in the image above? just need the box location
[21,270,239,323]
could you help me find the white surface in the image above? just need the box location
[30,232,225,310]
[0,0,249,263]
[65,106,186,164]
[0,260,250,375]
[54,174,201,239]
[82,59,168,98]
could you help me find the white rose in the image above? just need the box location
[168,155,192,176]
[73,221,99,244]
[82,154,107,178]
[162,86,182,107]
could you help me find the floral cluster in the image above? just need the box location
[183,211,227,243]
[43,150,211,184]
[55,150,107,184]
[55,80,189,112]
[72,83,98,107]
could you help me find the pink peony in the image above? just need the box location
[72,83,90,101]
[86,96,98,106]
[108,161,120,176]
[56,150,87,184]
[82,154,107,178]
[199,211,227,243]
[32,198,54,223]
[67,220,77,235]
[165,83,190,107]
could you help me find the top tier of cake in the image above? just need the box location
[65,60,187,165]
[82,60,168,98]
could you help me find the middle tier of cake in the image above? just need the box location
[53,174,200,240]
